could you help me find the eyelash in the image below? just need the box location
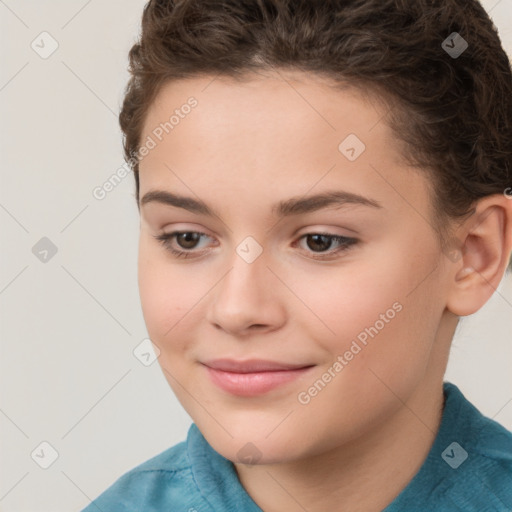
[152,231,358,260]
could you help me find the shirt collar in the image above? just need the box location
[187,422,262,511]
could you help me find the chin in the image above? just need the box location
[197,418,305,465]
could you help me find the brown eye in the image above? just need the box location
[305,234,335,252]
[296,233,358,259]
[153,231,212,259]
[175,232,202,250]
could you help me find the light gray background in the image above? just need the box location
[0,1,511,511]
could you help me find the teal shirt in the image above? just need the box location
[82,383,512,511]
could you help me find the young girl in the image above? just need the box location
[83,0,512,510]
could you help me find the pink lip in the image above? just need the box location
[201,359,315,396]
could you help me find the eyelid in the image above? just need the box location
[293,233,358,260]
[153,228,359,261]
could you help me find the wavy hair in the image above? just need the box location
[119,0,512,266]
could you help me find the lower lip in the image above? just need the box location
[203,365,315,396]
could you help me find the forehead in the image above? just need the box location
[142,70,393,145]
[138,70,429,222]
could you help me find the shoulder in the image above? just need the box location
[446,381,512,466]
[386,382,512,512]
[435,383,512,511]
[81,437,200,512]
[455,392,512,510]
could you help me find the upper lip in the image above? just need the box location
[201,359,314,373]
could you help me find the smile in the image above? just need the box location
[201,359,316,396]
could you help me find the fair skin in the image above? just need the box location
[136,69,512,512]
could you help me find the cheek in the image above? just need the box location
[137,248,206,408]
[284,260,442,444]
[286,257,404,344]
[137,240,198,350]
[290,245,440,377]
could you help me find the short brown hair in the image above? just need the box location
[120,0,512,266]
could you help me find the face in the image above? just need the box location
[137,70,453,465]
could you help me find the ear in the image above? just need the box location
[445,192,512,317]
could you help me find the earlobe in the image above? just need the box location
[446,194,512,316]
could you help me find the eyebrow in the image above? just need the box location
[140,189,382,218]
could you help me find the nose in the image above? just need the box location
[205,247,286,337]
